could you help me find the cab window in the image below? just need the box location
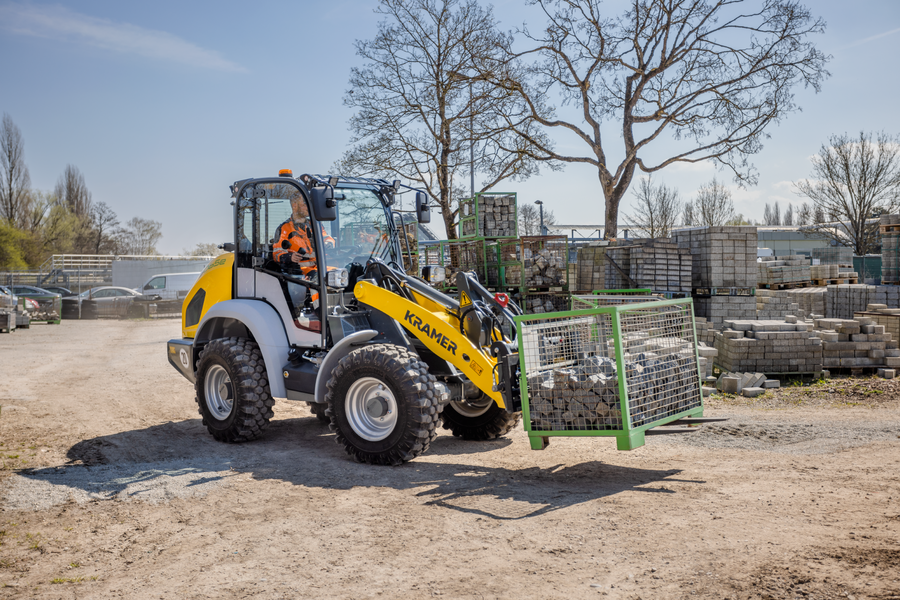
[144,277,165,290]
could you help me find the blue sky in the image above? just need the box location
[0,0,898,253]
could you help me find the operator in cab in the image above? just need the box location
[273,192,335,305]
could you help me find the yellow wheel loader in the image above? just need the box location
[167,172,714,465]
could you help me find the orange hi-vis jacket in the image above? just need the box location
[272,219,334,276]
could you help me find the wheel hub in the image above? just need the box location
[345,378,398,442]
[204,364,234,420]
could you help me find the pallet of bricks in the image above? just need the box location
[672,226,758,328]
[756,287,827,320]
[602,239,692,294]
[811,246,858,285]
[714,317,823,375]
[457,193,517,238]
[881,214,900,284]
[757,255,811,289]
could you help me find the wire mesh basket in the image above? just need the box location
[21,295,61,324]
[571,293,659,310]
[515,298,704,450]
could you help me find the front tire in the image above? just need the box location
[441,395,521,441]
[195,337,274,443]
[325,344,439,465]
[307,402,330,423]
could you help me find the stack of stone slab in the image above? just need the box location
[758,255,811,286]
[713,318,823,374]
[715,371,781,397]
[600,239,692,292]
[881,214,900,284]
[810,263,840,280]
[694,316,715,346]
[812,316,900,369]
[673,226,758,327]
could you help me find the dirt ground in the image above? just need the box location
[1,320,899,600]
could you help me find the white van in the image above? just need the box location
[138,272,201,300]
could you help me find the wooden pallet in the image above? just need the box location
[811,277,859,286]
[880,224,900,233]
[757,281,811,290]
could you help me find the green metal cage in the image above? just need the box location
[515,298,704,451]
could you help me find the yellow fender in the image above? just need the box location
[354,280,504,408]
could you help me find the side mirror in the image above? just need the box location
[416,191,431,223]
[310,187,337,222]
[219,242,236,252]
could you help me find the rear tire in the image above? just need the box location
[195,337,274,443]
[441,395,520,441]
[307,402,330,423]
[325,344,439,465]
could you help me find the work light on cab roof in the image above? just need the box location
[278,169,293,177]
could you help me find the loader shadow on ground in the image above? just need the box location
[12,418,702,519]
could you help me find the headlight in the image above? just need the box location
[327,268,349,289]
[421,265,446,284]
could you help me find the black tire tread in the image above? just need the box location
[441,401,521,441]
[307,402,330,423]
[325,344,439,465]
[195,337,274,443]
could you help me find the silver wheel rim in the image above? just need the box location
[345,377,398,442]
[450,398,493,418]
[205,364,234,420]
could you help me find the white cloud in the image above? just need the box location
[0,3,247,73]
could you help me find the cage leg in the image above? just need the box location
[528,435,549,450]
[616,430,645,451]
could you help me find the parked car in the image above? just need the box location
[0,285,17,312]
[41,286,76,297]
[62,286,142,319]
[137,272,200,300]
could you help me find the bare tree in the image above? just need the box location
[517,202,557,235]
[54,165,92,218]
[783,203,793,226]
[694,177,735,227]
[624,175,682,238]
[90,202,120,254]
[794,131,900,254]
[490,0,828,239]
[0,113,31,226]
[182,242,221,257]
[117,217,162,255]
[682,201,695,226]
[339,0,552,239]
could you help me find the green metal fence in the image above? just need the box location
[515,298,704,451]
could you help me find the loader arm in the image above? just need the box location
[353,280,506,408]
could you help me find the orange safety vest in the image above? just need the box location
[272,220,334,276]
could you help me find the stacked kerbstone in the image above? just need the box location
[714,319,823,374]
[673,226,758,327]
[575,243,608,291]
[881,214,900,284]
[694,316,715,346]
[865,286,900,307]
[614,239,692,292]
[697,344,718,380]
[756,290,802,320]
[758,255,811,286]
[813,316,900,369]
[825,285,877,319]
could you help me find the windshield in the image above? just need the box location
[323,187,394,270]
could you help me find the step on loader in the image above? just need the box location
[167,171,716,465]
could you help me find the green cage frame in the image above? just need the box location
[514,298,704,451]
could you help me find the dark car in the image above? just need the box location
[62,286,142,319]
[42,286,76,297]
[0,285,17,312]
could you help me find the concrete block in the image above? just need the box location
[750,372,767,387]
[762,379,780,388]
[720,376,742,394]
[742,386,765,398]
[702,386,716,397]
[877,368,896,379]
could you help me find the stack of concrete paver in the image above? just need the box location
[881,214,900,284]
[811,264,840,280]
[575,244,608,291]
[600,239,692,292]
[855,304,900,341]
[812,316,900,369]
[715,371,781,397]
[713,318,823,374]
[673,226,757,326]
[697,343,718,380]
[694,316,715,346]
[756,290,802,320]
[757,255,811,286]
[825,285,877,319]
